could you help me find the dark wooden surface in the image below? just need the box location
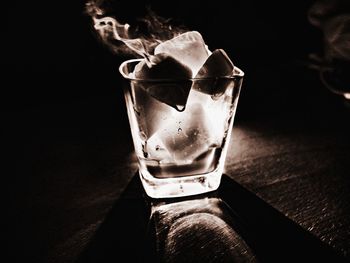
[75,174,348,263]
[4,1,350,262]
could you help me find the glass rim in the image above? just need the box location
[119,58,245,81]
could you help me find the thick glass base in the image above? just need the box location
[139,168,223,199]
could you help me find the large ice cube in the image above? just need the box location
[133,53,192,110]
[134,53,192,79]
[154,31,210,77]
[187,89,227,144]
[131,82,172,138]
[157,103,213,162]
[193,49,235,97]
[195,49,234,78]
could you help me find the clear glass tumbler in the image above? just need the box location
[119,59,244,198]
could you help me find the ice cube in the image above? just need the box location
[195,49,234,78]
[133,53,192,110]
[193,49,235,97]
[134,53,192,79]
[158,103,212,162]
[131,82,172,138]
[154,31,210,77]
[187,89,227,144]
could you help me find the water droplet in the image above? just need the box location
[175,105,186,112]
[178,128,182,133]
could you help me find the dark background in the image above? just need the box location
[3,0,320,115]
[5,0,349,262]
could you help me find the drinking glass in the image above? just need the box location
[119,59,244,198]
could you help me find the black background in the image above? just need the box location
[3,0,320,116]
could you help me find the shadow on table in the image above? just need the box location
[76,173,346,263]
